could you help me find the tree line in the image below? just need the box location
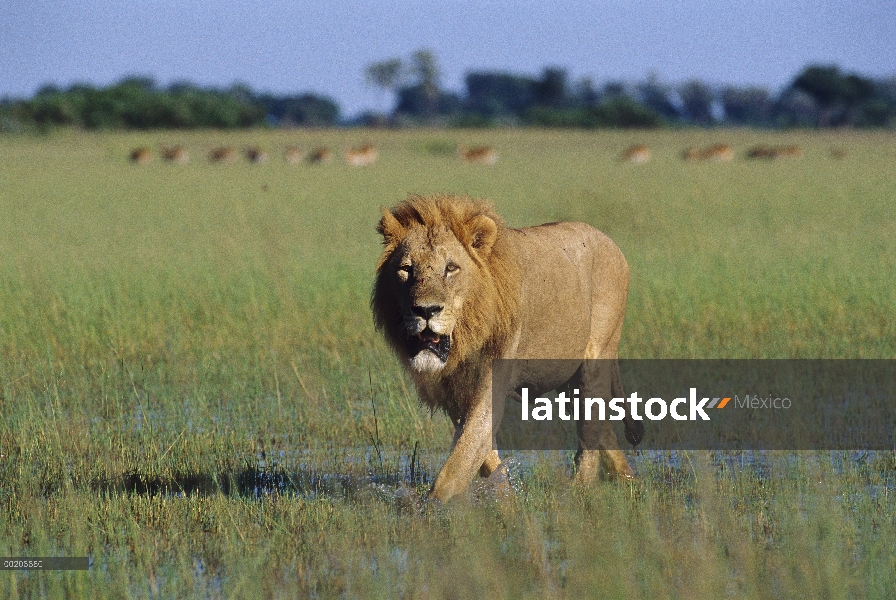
[0,78,339,132]
[1,59,893,132]
[365,53,895,129]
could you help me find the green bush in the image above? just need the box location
[522,99,664,129]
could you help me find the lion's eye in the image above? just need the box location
[445,263,459,275]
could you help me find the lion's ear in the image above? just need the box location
[376,209,405,271]
[377,208,405,245]
[465,215,498,259]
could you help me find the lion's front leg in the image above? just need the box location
[430,391,497,502]
[449,416,504,478]
[447,415,501,477]
[478,450,502,477]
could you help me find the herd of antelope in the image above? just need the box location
[621,142,837,163]
[131,144,377,166]
[129,143,507,167]
[131,141,839,166]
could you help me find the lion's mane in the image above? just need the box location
[371,195,521,406]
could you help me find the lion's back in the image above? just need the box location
[504,222,626,360]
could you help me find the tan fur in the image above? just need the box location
[683,144,734,162]
[344,144,378,166]
[373,194,641,501]
[245,147,268,163]
[129,147,153,164]
[701,144,734,161]
[460,146,499,165]
[622,144,651,163]
[209,147,237,163]
[308,147,332,164]
[161,145,189,163]
[747,144,803,159]
[284,147,304,164]
[775,145,803,158]
[681,147,701,161]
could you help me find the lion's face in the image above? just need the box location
[386,224,482,372]
[373,197,507,376]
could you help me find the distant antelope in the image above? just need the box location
[681,147,701,161]
[747,144,803,159]
[308,147,333,164]
[622,144,651,163]
[209,147,237,163]
[682,145,734,161]
[747,145,775,159]
[344,144,378,166]
[245,147,268,163]
[285,147,304,164]
[701,144,734,161]
[129,147,153,165]
[775,145,803,158]
[161,145,189,163]
[460,146,499,165]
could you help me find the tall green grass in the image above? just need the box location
[0,129,893,597]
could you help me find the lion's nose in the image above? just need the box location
[411,305,443,320]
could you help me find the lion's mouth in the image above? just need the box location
[406,328,451,362]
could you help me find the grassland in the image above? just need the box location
[0,128,894,598]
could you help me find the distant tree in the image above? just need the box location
[862,76,896,127]
[167,81,200,94]
[28,88,85,127]
[789,65,876,126]
[878,76,896,108]
[35,84,62,97]
[591,96,663,128]
[367,49,445,121]
[679,80,714,125]
[572,76,600,107]
[602,81,627,99]
[524,106,589,127]
[410,49,441,118]
[523,96,663,129]
[464,71,538,117]
[638,74,679,120]
[117,76,157,92]
[258,93,340,126]
[774,88,818,128]
[65,83,95,95]
[365,58,404,113]
[227,83,255,105]
[841,73,876,125]
[721,86,773,126]
[534,67,568,107]
[854,97,893,127]
[791,65,847,126]
[365,58,404,91]
[395,87,461,120]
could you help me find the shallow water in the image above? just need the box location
[96,447,894,504]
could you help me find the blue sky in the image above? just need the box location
[2,0,894,117]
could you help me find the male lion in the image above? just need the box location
[372,194,643,502]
